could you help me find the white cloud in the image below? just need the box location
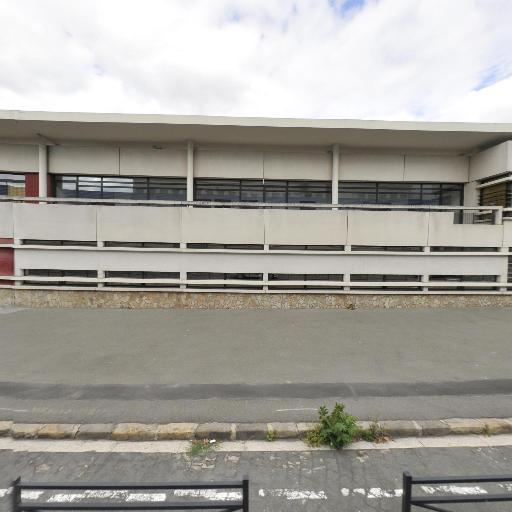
[0,0,511,121]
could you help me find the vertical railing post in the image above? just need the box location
[402,472,412,512]
[11,477,21,512]
[495,207,503,225]
[242,477,249,512]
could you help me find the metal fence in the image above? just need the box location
[402,472,512,512]
[11,478,249,512]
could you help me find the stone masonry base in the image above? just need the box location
[1,289,512,309]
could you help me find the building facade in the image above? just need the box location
[0,111,511,306]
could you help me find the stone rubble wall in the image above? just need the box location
[1,288,512,309]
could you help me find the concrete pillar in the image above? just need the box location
[499,246,509,292]
[13,239,22,287]
[97,241,104,287]
[263,272,269,292]
[463,181,479,207]
[38,144,48,198]
[422,246,430,291]
[187,141,194,202]
[343,274,350,292]
[179,242,187,288]
[331,144,340,205]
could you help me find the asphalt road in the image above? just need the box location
[0,307,511,422]
[1,442,512,511]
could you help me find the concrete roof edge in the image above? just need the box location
[2,109,512,133]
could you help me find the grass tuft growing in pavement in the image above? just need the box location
[305,404,391,449]
[187,439,218,456]
[360,418,389,443]
[305,403,359,449]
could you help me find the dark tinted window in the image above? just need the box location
[0,173,25,197]
[194,179,331,204]
[55,175,186,200]
[339,182,463,206]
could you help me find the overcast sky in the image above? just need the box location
[1,0,511,121]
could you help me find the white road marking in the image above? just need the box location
[259,488,327,500]
[341,484,511,499]
[126,493,166,502]
[341,488,402,498]
[0,484,510,503]
[275,408,317,412]
[421,485,487,495]
[172,490,241,501]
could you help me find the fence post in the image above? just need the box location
[242,477,249,512]
[402,472,412,512]
[11,477,21,512]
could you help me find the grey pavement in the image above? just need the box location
[0,307,512,422]
[1,443,512,511]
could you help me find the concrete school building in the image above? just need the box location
[0,110,512,308]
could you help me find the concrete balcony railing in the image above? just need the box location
[0,196,511,294]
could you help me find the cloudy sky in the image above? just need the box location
[1,0,511,121]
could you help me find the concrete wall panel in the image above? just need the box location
[263,151,330,180]
[404,155,468,182]
[14,248,505,278]
[0,144,38,173]
[469,141,511,181]
[500,221,512,248]
[120,147,186,177]
[428,212,503,247]
[340,153,404,181]
[264,209,347,245]
[181,207,264,244]
[347,210,429,246]
[0,202,13,238]
[97,206,182,243]
[195,149,263,178]
[13,203,97,241]
[49,146,120,175]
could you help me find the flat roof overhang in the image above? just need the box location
[0,110,511,153]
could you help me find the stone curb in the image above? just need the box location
[0,418,511,442]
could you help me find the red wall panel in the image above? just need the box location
[25,173,54,197]
[0,246,14,284]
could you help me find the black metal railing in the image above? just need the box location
[11,478,249,512]
[402,472,512,512]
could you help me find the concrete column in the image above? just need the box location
[422,246,430,291]
[463,181,479,207]
[331,144,340,205]
[343,274,350,292]
[97,241,104,287]
[13,239,22,287]
[38,144,48,198]
[187,141,194,202]
[263,272,269,292]
[180,241,187,289]
[499,246,508,292]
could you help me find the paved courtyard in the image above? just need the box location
[0,307,511,423]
